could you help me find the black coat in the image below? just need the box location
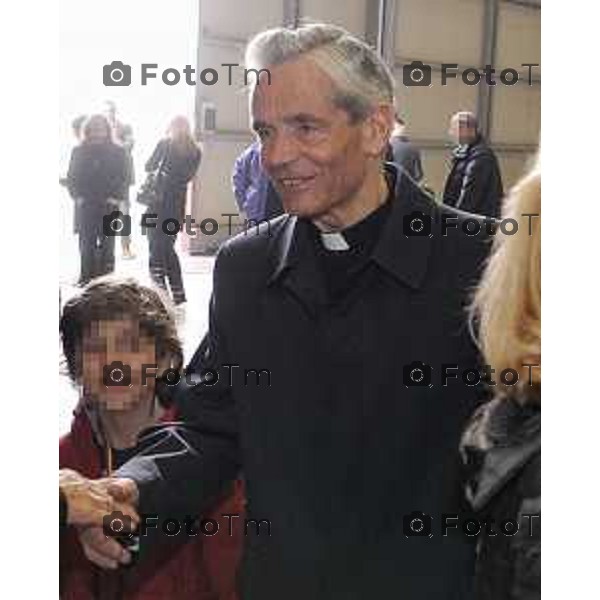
[461,389,541,600]
[118,167,494,600]
[443,137,504,218]
[66,141,129,205]
[145,139,201,221]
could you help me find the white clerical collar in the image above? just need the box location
[319,231,350,251]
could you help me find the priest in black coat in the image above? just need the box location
[79,24,495,600]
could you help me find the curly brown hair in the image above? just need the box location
[60,276,183,387]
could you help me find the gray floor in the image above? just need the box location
[59,191,215,435]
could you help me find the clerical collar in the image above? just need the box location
[312,169,395,254]
[319,231,350,251]
[316,197,392,256]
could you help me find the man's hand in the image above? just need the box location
[59,470,139,528]
[75,477,141,569]
[78,525,133,570]
[106,477,140,510]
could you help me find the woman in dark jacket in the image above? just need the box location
[67,114,129,284]
[145,116,201,306]
[461,154,541,599]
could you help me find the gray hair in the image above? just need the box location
[245,23,395,123]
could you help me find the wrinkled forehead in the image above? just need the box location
[250,57,340,123]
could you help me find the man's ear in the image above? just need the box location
[361,103,394,158]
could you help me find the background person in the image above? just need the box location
[71,114,87,144]
[104,100,136,259]
[232,140,283,223]
[144,116,201,307]
[385,114,423,183]
[461,154,541,599]
[59,276,244,600]
[66,114,128,285]
[59,114,87,233]
[443,111,503,217]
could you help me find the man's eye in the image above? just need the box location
[256,128,271,141]
[295,123,323,139]
[298,124,316,134]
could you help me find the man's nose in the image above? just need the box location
[262,131,299,171]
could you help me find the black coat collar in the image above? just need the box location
[452,135,490,160]
[267,165,435,302]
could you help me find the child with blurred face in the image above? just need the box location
[62,277,181,450]
[59,276,244,599]
[80,318,168,446]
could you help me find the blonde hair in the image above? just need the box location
[471,153,541,389]
[167,115,199,152]
[168,115,192,140]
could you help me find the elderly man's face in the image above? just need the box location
[251,58,386,222]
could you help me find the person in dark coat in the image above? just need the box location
[66,114,129,285]
[385,114,424,183]
[461,155,541,599]
[59,114,87,232]
[76,24,493,600]
[144,116,201,305]
[443,111,504,218]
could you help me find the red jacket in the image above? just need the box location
[59,404,245,599]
